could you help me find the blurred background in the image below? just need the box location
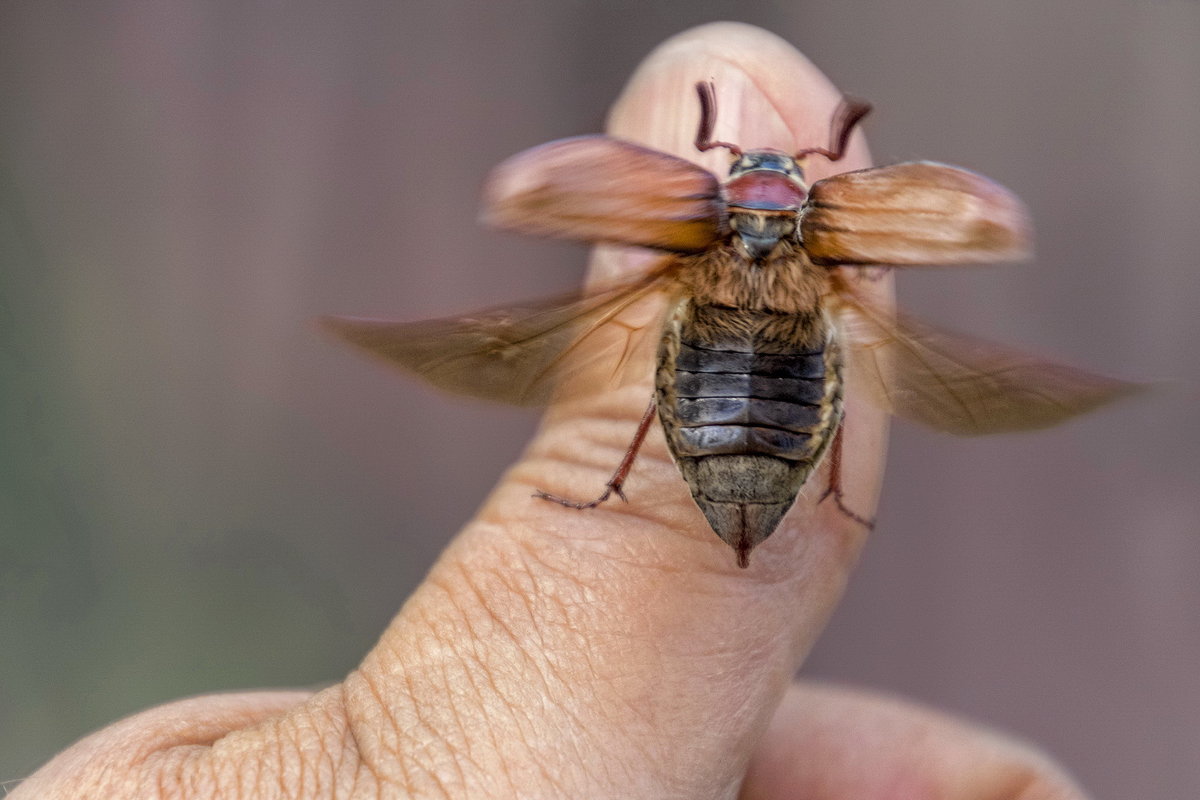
[2,1,1197,795]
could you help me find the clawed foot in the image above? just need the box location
[533,483,627,510]
[819,487,876,530]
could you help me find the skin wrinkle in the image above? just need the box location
[439,554,610,795]
[272,719,289,798]
[311,715,336,797]
[202,738,244,798]
[195,755,218,799]
[429,571,522,725]
[431,577,515,791]
[313,688,378,797]
[293,704,347,797]
[161,761,180,799]
[501,547,660,755]
[441,534,692,794]
[310,713,337,797]
[495,546,589,702]
[341,716,378,799]
[429,656,487,798]
[208,740,238,798]
[509,543,642,693]
[418,768,453,800]
[450,558,550,682]
[89,754,115,795]
[430,567,516,796]
[168,745,215,798]
[399,607,481,795]
[271,719,297,798]
[288,717,307,797]
[464,661,569,794]
[344,668,413,795]
[156,766,172,800]
[430,567,565,797]
[295,714,319,796]
[530,654,650,784]
[230,745,248,799]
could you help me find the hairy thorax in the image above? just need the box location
[677,239,828,316]
[672,239,831,353]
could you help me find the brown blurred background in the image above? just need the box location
[2,1,1197,795]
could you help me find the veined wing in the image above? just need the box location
[833,276,1140,435]
[321,264,681,406]
[483,135,725,253]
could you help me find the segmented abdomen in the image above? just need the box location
[656,301,843,564]
[672,342,827,459]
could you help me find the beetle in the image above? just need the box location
[323,82,1135,567]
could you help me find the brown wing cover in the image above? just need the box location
[802,162,1031,266]
[483,136,725,253]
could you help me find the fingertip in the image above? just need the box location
[607,23,870,179]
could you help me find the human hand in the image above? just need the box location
[13,22,1088,800]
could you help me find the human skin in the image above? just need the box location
[12,22,1088,800]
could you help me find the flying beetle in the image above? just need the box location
[324,82,1135,568]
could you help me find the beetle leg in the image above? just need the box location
[535,399,657,510]
[819,418,876,529]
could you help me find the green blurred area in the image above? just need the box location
[1,166,384,771]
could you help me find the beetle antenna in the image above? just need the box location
[694,81,743,157]
[794,97,872,162]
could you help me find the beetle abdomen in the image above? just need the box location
[657,302,842,566]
